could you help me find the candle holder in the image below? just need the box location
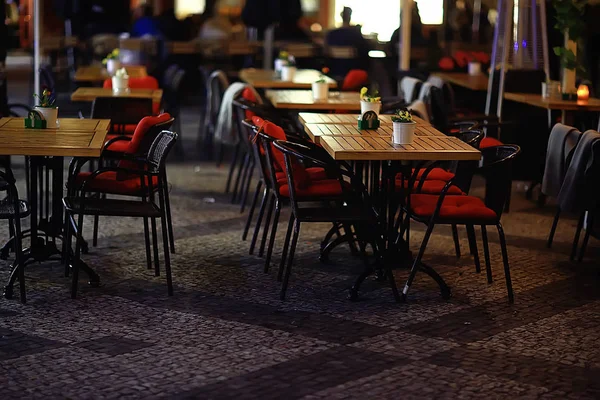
[577,84,590,102]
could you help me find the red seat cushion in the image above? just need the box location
[480,137,503,148]
[410,194,497,221]
[276,167,327,183]
[341,69,368,91]
[398,179,464,195]
[75,171,159,195]
[279,179,344,198]
[396,168,455,182]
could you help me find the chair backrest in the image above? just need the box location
[147,130,178,174]
[399,76,423,103]
[449,129,485,193]
[341,69,369,91]
[163,67,186,114]
[479,145,521,217]
[207,70,230,119]
[129,114,175,157]
[91,97,153,132]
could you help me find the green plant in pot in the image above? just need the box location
[33,87,58,128]
[552,0,586,99]
[391,109,416,145]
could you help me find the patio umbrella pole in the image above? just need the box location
[398,0,412,96]
[33,0,40,96]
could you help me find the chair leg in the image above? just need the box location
[278,214,295,282]
[143,217,152,270]
[231,152,248,204]
[71,212,86,299]
[224,143,241,193]
[496,223,514,303]
[151,218,160,277]
[402,220,436,301]
[547,207,561,248]
[577,213,594,262]
[13,218,26,304]
[243,180,263,241]
[280,219,300,301]
[466,225,481,273]
[481,225,493,284]
[451,224,461,258]
[240,161,255,213]
[163,174,175,253]
[62,212,72,277]
[570,212,586,261]
[249,188,269,255]
[504,181,512,212]
[264,199,281,273]
[92,215,99,247]
[157,185,174,296]
[259,193,275,257]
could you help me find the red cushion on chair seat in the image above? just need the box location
[398,179,464,195]
[410,194,497,221]
[75,172,159,195]
[396,168,455,182]
[480,137,503,148]
[276,167,327,183]
[279,179,345,198]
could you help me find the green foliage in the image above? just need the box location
[552,0,586,72]
[391,109,413,123]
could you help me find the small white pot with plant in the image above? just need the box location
[280,56,297,82]
[111,68,130,93]
[312,67,330,100]
[391,109,416,145]
[103,48,121,76]
[468,60,481,76]
[33,87,58,128]
[274,50,289,77]
[360,86,381,115]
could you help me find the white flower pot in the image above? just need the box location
[281,66,296,82]
[274,59,286,76]
[360,100,381,116]
[392,121,416,145]
[312,82,329,100]
[34,106,58,128]
[468,61,481,76]
[106,59,122,76]
[112,76,129,92]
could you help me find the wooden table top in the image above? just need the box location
[71,88,163,104]
[504,92,600,111]
[266,90,360,110]
[240,69,337,89]
[319,134,481,161]
[432,72,489,91]
[74,65,148,82]
[0,118,110,157]
[304,122,444,145]
[298,113,431,127]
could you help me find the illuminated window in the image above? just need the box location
[414,0,444,25]
[175,0,206,19]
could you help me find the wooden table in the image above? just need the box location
[304,122,443,145]
[504,92,600,125]
[0,117,110,157]
[71,88,163,104]
[432,72,489,91]
[319,134,481,161]
[0,117,110,298]
[240,69,337,89]
[266,90,360,111]
[298,112,431,127]
[74,65,148,83]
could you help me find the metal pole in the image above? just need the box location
[34,0,40,95]
[263,25,275,70]
[472,0,482,44]
[399,0,412,71]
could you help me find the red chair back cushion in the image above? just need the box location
[341,69,369,91]
[242,88,257,119]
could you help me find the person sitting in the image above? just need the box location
[324,7,369,78]
[131,3,160,38]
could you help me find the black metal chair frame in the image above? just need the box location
[63,131,178,298]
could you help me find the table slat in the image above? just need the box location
[240,69,337,89]
[71,88,163,104]
[266,90,360,111]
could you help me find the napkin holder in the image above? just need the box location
[24,110,47,129]
[358,110,380,130]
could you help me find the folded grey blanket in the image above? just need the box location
[541,123,581,198]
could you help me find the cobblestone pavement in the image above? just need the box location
[1,159,599,399]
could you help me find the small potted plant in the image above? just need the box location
[391,109,416,145]
[33,87,58,128]
[111,67,129,93]
[280,56,297,82]
[312,67,330,100]
[360,86,381,115]
[275,50,289,77]
[103,48,121,76]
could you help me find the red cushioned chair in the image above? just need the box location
[341,69,369,91]
[272,139,400,302]
[64,131,178,298]
[69,114,175,255]
[401,145,520,303]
